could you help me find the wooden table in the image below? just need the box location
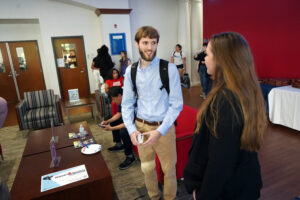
[23,121,92,157]
[65,98,96,124]
[10,146,114,200]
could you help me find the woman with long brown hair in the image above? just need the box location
[184,32,267,200]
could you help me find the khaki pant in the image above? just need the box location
[136,120,177,200]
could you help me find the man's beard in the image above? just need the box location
[139,48,157,62]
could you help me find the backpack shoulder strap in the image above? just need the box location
[159,59,170,95]
[131,62,138,97]
[180,51,182,58]
[159,59,178,126]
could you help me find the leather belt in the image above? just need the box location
[136,117,162,126]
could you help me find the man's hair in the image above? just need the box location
[203,42,208,47]
[135,26,160,43]
[108,86,123,97]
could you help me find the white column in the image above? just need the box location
[190,0,203,85]
[177,0,192,79]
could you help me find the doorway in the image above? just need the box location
[52,36,90,101]
[0,41,45,103]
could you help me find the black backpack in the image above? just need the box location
[131,59,170,97]
[181,73,191,88]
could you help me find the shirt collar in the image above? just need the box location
[138,56,159,70]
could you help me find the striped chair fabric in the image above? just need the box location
[24,90,55,109]
[95,90,112,120]
[16,89,62,130]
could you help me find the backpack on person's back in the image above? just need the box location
[131,59,170,96]
[131,59,178,125]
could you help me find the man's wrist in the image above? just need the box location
[128,126,137,135]
[156,126,166,136]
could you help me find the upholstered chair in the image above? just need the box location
[16,89,63,130]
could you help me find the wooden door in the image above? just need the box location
[8,41,45,99]
[53,37,89,100]
[0,43,18,103]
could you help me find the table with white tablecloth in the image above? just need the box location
[268,85,300,131]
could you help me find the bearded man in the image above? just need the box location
[122,26,183,200]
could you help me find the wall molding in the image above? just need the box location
[95,9,132,16]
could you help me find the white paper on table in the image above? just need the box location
[41,164,89,192]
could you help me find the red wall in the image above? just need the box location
[203,0,300,78]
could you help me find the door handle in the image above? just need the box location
[80,70,85,73]
[8,72,13,77]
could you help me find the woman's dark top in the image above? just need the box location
[120,58,130,76]
[184,89,262,200]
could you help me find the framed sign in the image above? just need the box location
[109,33,126,55]
[68,89,79,102]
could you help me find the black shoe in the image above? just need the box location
[107,145,124,152]
[119,156,135,170]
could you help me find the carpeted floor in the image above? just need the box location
[0,113,192,200]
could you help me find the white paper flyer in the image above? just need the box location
[41,164,89,192]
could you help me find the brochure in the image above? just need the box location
[41,164,88,192]
[73,138,95,149]
[68,132,88,139]
[68,89,79,102]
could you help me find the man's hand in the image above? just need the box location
[141,130,161,147]
[130,131,142,146]
[101,121,109,125]
[193,190,196,200]
[104,124,112,131]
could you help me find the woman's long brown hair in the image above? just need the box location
[195,32,267,151]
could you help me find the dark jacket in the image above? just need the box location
[184,89,262,200]
[194,51,206,71]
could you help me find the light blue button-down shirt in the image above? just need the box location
[121,56,183,136]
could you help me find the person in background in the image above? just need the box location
[0,97,10,200]
[194,42,211,99]
[105,68,124,93]
[0,97,7,128]
[184,32,267,200]
[100,86,135,170]
[122,26,183,200]
[171,44,186,79]
[119,51,131,77]
[103,68,124,152]
[91,45,114,81]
